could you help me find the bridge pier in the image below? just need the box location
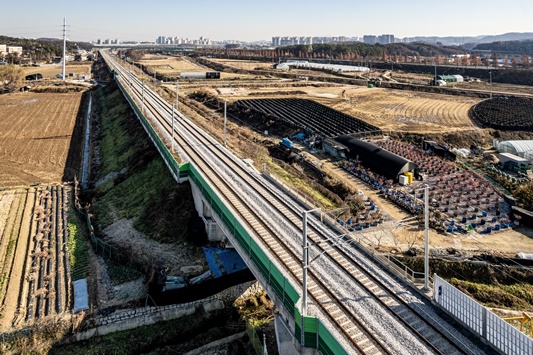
[189,179,307,354]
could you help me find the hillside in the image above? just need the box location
[0,35,92,62]
[474,40,533,55]
[280,42,463,59]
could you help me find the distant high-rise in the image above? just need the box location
[378,34,395,45]
[363,35,377,44]
[272,36,341,47]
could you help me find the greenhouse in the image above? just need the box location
[436,75,464,83]
[524,150,533,162]
[285,60,369,72]
[496,140,533,161]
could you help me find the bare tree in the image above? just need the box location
[392,228,423,251]
[503,54,509,68]
[435,53,441,65]
[522,54,530,68]
[492,53,499,67]
[0,65,24,92]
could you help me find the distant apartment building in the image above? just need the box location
[378,34,394,45]
[363,35,377,44]
[0,44,6,55]
[273,36,349,46]
[363,34,395,45]
[156,36,211,45]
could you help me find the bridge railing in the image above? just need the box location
[105,55,349,355]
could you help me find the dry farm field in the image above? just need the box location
[23,63,92,80]
[218,85,479,134]
[138,54,206,73]
[0,185,72,331]
[210,58,277,70]
[138,55,259,79]
[0,91,86,186]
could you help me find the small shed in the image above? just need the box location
[499,152,530,171]
[335,136,418,180]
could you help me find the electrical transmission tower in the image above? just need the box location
[62,17,67,80]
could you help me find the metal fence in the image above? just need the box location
[434,275,533,355]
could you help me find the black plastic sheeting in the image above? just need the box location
[146,268,255,306]
[335,135,417,179]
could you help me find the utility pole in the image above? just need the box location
[301,207,321,346]
[224,100,227,147]
[62,17,67,80]
[141,83,145,114]
[424,184,429,291]
[171,104,175,152]
[490,71,493,99]
[176,80,179,110]
[302,210,309,346]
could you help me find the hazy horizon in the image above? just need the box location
[1,0,532,43]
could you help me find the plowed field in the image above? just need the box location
[0,92,86,186]
[222,86,479,133]
[0,186,72,331]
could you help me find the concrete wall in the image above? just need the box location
[73,281,260,342]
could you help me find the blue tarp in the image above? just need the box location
[73,279,89,313]
[203,246,248,278]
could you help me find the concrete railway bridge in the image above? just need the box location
[101,50,532,355]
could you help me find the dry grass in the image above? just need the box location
[211,58,276,70]
[23,63,92,79]
[138,55,204,73]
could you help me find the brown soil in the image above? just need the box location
[0,188,34,331]
[23,63,92,80]
[0,91,88,187]
[0,186,74,332]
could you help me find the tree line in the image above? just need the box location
[0,35,92,64]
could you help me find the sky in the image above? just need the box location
[1,0,532,43]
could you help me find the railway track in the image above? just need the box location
[103,51,486,354]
